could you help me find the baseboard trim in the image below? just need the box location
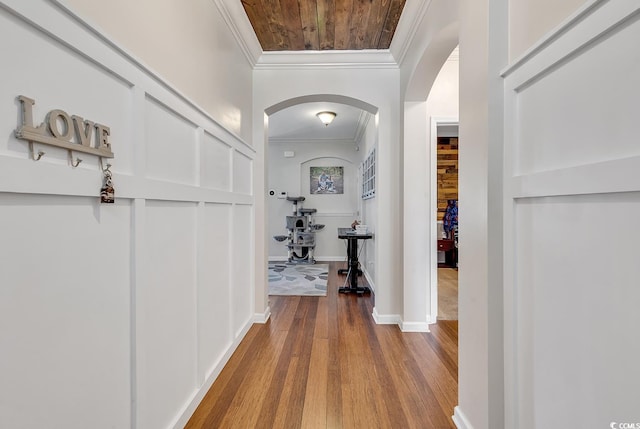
[372,307,401,326]
[315,256,348,262]
[172,319,254,428]
[452,406,473,429]
[268,256,346,262]
[254,306,271,323]
[400,320,431,332]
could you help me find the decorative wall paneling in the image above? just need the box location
[0,194,133,429]
[0,1,255,429]
[502,1,640,427]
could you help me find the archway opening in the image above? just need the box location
[403,26,459,328]
[262,94,380,303]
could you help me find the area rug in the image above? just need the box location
[268,263,329,296]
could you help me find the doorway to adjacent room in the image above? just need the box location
[433,120,458,320]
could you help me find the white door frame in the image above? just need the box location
[430,116,458,321]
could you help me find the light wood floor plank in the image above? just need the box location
[438,268,458,320]
[300,338,328,428]
[186,262,458,428]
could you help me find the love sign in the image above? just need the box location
[14,95,114,158]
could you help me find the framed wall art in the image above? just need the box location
[310,166,343,194]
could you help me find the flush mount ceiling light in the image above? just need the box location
[316,111,336,126]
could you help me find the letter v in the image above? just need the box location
[72,115,94,147]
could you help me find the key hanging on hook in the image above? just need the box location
[100,163,115,204]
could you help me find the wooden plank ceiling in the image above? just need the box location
[241,0,406,51]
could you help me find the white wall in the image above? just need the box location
[254,70,402,323]
[0,194,132,428]
[358,117,378,285]
[508,0,587,60]
[452,0,640,428]
[457,0,492,426]
[0,1,255,428]
[426,54,459,116]
[400,0,460,332]
[268,141,361,260]
[403,50,460,331]
[502,1,640,427]
[63,0,253,141]
[400,0,459,103]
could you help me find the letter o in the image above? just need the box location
[47,109,73,141]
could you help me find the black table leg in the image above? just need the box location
[338,237,371,294]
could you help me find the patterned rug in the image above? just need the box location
[268,263,329,296]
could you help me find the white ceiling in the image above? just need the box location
[268,102,371,144]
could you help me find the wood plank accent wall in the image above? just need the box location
[437,137,458,221]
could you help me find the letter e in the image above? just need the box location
[95,123,111,149]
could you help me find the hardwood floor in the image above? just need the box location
[186,262,458,429]
[438,268,458,320]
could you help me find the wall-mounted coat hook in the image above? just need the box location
[29,142,45,161]
[99,156,112,172]
[68,150,82,167]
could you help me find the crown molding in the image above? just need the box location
[213,0,262,66]
[389,0,434,66]
[215,0,432,69]
[269,138,357,145]
[254,49,399,70]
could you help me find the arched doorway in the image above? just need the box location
[402,11,459,329]
[258,94,383,318]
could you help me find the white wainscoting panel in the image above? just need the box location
[502,2,640,428]
[0,1,255,429]
[515,194,640,428]
[140,201,198,429]
[198,203,233,379]
[0,194,132,428]
[515,12,640,176]
[202,131,232,191]
[0,6,135,174]
[232,204,253,337]
[233,150,253,195]
[145,97,198,186]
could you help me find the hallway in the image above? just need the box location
[187,262,458,428]
[438,268,458,320]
